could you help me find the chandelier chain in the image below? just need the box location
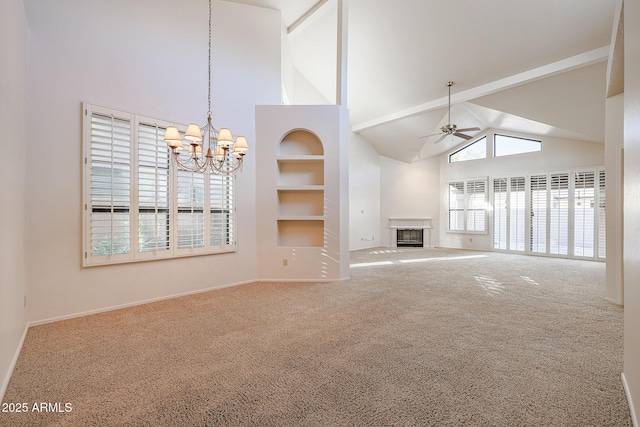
[208,0,212,117]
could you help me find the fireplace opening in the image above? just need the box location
[397,229,424,247]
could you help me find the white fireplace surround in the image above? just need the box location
[389,217,432,248]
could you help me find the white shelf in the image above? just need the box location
[277,155,324,162]
[277,216,325,221]
[277,186,324,191]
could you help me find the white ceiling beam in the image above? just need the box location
[336,0,348,106]
[352,46,610,133]
[287,0,332,36]
[606,0,624,98]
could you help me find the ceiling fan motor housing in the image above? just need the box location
[441,123,457,134]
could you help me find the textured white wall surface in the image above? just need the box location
[623,0,640,422]
[0,0,29,401]
[349,132,381,251]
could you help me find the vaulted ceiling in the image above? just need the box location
[226,0,618,162]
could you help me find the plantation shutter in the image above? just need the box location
[89,113,131,257]
[138,123,170,253]
[448,182,465,231]
[573,171,596,257]
[598,169,606,259]
[177,170,205,249]
[466,179,486,232]
[549,173,570,255]
[530,174,548,254]
[210,174,235,246]
[83,104,239,266]
[509,177,525,251]
[493,178,508,250]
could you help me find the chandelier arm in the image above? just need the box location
[209,155,244,175]
[172,150,207,173]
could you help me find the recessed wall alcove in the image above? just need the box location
[277,130,325,248]
[256,105,350,281]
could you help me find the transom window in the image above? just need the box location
[82,103,236,267]
[449,136,487,163]
[494,134,541,157]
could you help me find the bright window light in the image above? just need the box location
[494,134,541,157]
[350,261,394,268]
[449,136,487,163]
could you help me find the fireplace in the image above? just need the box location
[396,229,424,247]
[389,217,432,248]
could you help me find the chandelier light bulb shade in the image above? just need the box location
[164,126,184,149]
[233,136,249,154]
[216,128,234,147]
[184,124,203,142]
[162,0,248,175]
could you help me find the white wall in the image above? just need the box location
[623,0,640,422]
[605,94,624,304]
[0,0,29,400]
[439,129,604,250]
[349,132,381,250]
[24,0,281,324]
[379,155,441,248]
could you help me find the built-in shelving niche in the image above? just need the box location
[276,130,324,247]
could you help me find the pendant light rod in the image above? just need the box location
[447,81,453,126]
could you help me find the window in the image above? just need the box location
[448,182,465,231]
[549,172,570,255]
[509,177,526,251]
[494,134,541,157]
[138,123,170,254]
[530,175,548,254]
[492,178,508,250]
[489,169,605,260]
[597,169,606,260]
[449,136,487,163]
[83,104,236,266]
[491,176,525,251]
[448,178,487,232]
[573,171,595,258]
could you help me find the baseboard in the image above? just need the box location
[605,296,623,306]
[622,373,639,427]
[28,280,255,327]
[0,323,29,403]
[258,278,346,283]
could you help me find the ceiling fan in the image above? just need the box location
[420,81,480,144]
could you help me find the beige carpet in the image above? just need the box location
[1,248,632,426]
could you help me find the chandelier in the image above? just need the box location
[163,0,248,175]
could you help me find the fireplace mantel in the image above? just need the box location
[389,218,432,229]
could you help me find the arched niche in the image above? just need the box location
[278,129,324,156]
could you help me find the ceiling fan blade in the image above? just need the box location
[455,132,473,140]
[419,132,443,139]
[433,134,448,144]
[455,127,480,133]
